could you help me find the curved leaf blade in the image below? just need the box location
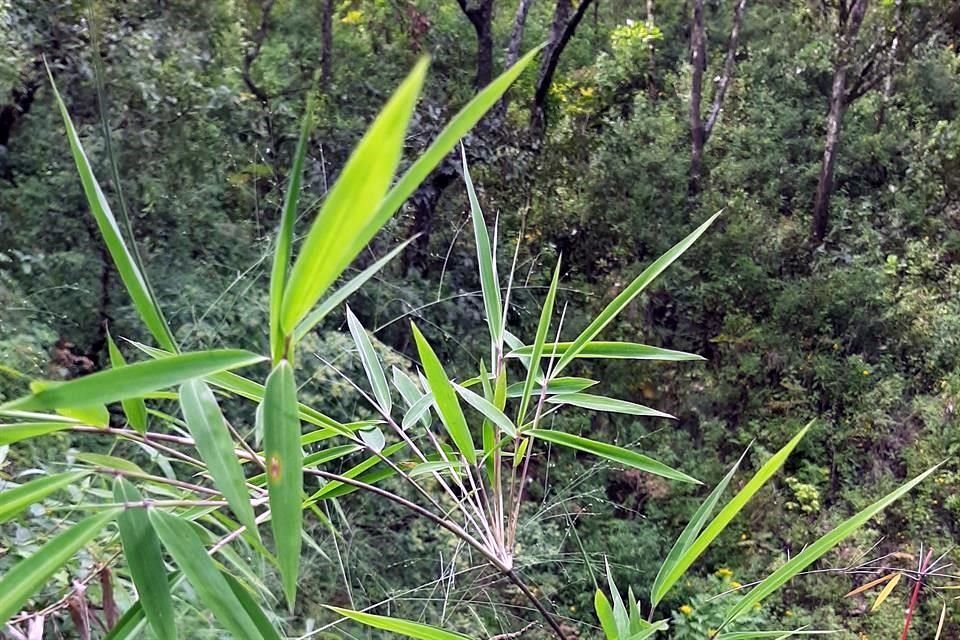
[347,307,391,414]
[0,471,88,524]
[329,606,470,640]
[107,334,148,433]
[509,341,704,362]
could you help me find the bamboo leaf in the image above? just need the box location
[0,509,118,627]
[554,213,720,375]
[509,341,704,362]
[546,393,674,419]
[364,45,544,251]
[870,572,901,612]
[0,471,88,524]
[0,422,76,446]
[262,360,303,610]
[47,67,177,353]
[294,238,416,342]
[453,383,516,438]
[410,323,476,464]
[506,377,597,398]
[517,258,562,424]
[393,366,432,429]
[595,590,618,639]
[179,380,259,540]
[716,630,837,639]
[721,465,940,628]
[107,334,148,433]
[462,146,502,349]
[224,573,284,640]
[113,478,177,640]
[652,424,811,605]
[329,606,470,640]
[843,572,899,598]
[528,429,699,484]
[148,510,261,640]
[651,450,747,605]
[281,61,428,333]
[270,96,315,361]
[1,350,266,413]
[75,452,144,474]
[347,307,392,414]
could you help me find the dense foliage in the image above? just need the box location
[1,1,958,638]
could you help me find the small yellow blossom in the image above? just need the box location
[716,567,734,579]
[785,610,793,617]
[862,369,871,376]
[729,580,742,589]
[579,86,595,98]
[680,604,694,615]
[753,602,762,610]
[341,10,364,24]
[740,533,749,540]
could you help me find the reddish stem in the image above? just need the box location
[899,549,933,640]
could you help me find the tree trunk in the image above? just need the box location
[704,0,747,140]
[320,0,333,89]
[811,0,870,243]
[688,0,706,196]
[505,0,534,69]
[646,0,658,100]
[874,0,901,132]
[457,0,496,90]
[531,0,595,135]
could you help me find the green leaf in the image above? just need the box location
[308,442,406,501]
[506,377,597,398]
[651,450,747,605]
[1,350,266,413]
[113,478,177,640]
[716,630,837,639]
[393,367,432,429]
[546,393,674,419]
[347,307,392,414]
[0,509,117,627]
[294,237,416,342]
[0,471,88,524]
[281,60,428,333]
[47,67,177,353]
[509,341,704,362]
[368,45,544,247]
[262,360,303,610]
[148,510,261,640]
[224,573,284,640]
[270,96,315,362]
[107,334,148,433]
[517,258,562,424]
[329,606,470,640]
[595,589,618,639]
[75,452,145,474]
[0,422,75,445]
[721,463,940,629]
[652,424,811,604]
[528,429,699,484]
[554,213,720,375]
[410,323,476,464]
[179,380,259,540]
[462,146,502,350]
[453,383,516,437]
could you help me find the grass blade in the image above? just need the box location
[262,360,303,610]
[47,67,177,353]
[462,146,502,351]
[293,237,416,342]
[554,212,720,375]
[179,380,259,540]
[652,423,811,605]
[346,307,392,414]
[517,258,562,424]
[717,631,837,640]
[651,450,747,605]
[870,572,901,612]
[1,349,266,413]
[148,510,261,639]
[0,471,88,524]
[113,478,177,640]
[328,606,470,640]
[546,393,674,419]
[0,509,118,627]
[528,429,699,484]
[594,590,618,639]
[509,341,704,361]
[411,323,476,464]
[281,60,428,333]
[270,97,315,361]
[721,463,941,629]
[107,333,148,433]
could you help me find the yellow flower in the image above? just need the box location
[785,610,793,617]
[716,567,734,579]
[862,369,871,376]
[729,581,742,589]
[680,604,694,616]
[753,602,762,610]
[579,86,595,98]
[740,533,749,540]
[341,10,363,25]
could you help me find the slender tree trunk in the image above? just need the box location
[704,0,747,139]
[811,0,870,243]
[688,0,707,196]
[497,0,536,116]
[646,0,658,100]
[320,0,333,89]
[457,0,496,90]
[874,0,901,132]
[531,0,595,134]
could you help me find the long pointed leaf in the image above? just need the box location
[329,607,470,640]
[547,393,674,419]
[0,510,118,627]
[347,307,392,414]
[107,334,148,433]
[454,383,516,438]
[462,147,502,350]
[517,258,562,424]
[113,479,177,640]
[262,360,303,610]
[0,471,88,524]
[554,213,720,375]
[509,341,704,362]
[179,380,259,539]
